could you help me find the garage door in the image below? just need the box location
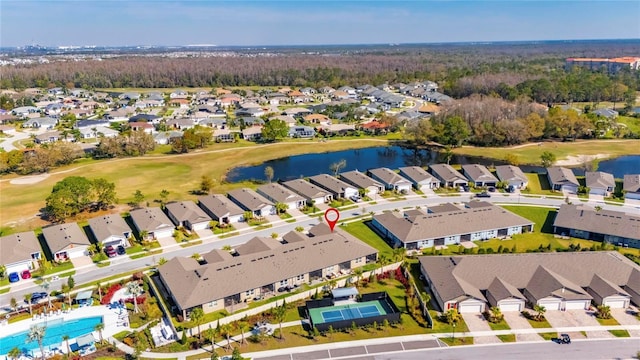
[458,303,484,313]
[67,247,87,259]
[603,299,627,309]
[498,301,523,312]
[564,301,588,310]
[538,300,561,311]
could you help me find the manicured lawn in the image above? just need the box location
[1,139,388,229]
[439,336,474,346]
[596,317,619,326]
[487,320,510,331]
[42,261,75,276]
[526,317,552,329]
[341,221,394,259]
[609,329,630,337]
[523,173,556,195]
[539,332,557,341]
[454,139,640,166]
[497,334,516,342]
[501,205,557,233]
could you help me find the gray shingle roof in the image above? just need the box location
[340,170,383,190]
[398,166,434,184]
[623,174,640,193]
[419,252,638,305]
[281,179,329,200]
[486,277,526,306]
[165,201,211,226]
[429,164,467,183]
[367,167,411,186]
[495,165,528,183]
[0,231,41,265]
[257,183,305,204]
[158,227,377,311]
[227,188,273,211]
[374,202,532,243]
[309,174,356,195]
[88,214,132,243]
[547,167,579,187]
[553,204,640,241]
[588,274,629,298]
[461,164,499,183]
[129,207,174,233]
[585,171,615,189]
[198,194,244,219]
[42,222,91,254]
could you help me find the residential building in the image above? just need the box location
[281,179,333,204]
[585,171,616,197]
[461,164,499,187]
[553,204,640,249]
[42,222,92,261]
[227,188,274,217]
[495,165,529,189]
[256,183,306,210]
[339,170,384,197]
[0,232,42,274]
[372,202,533,250]
[367,168,413,193]
[158,225,378,317]
[428,164,467,188]
[419,252,639,313]
[88,214,132,249]
[623,174,640,200]
[547,167,579,193]
[129,207,175,240]
[198,194,245,224]
[398,166,439,191]
[23,116,57,129]
[165,201,212,231]
[308,174,358,200]
[565,57,640,74]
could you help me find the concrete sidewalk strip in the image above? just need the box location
[329,346,367,357]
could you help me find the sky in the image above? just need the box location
[1,0,639,47]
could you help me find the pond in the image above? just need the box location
[225,146,640,183]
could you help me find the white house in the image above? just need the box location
[0,232,42,274]
[88,214,132,249]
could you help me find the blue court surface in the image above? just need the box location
[320,304,382,322]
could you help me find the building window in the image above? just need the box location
[280,280,287,286]
[245,289,254,296]
[296,274,304,281]
[208,300,217,306]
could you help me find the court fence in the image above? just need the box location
[306,291,401,332]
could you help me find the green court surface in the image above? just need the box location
[309,300,390,325]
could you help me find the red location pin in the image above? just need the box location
[324,208,340,232]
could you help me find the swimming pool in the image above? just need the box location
[0,316,103,356]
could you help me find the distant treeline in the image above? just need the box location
[1,41,639,105]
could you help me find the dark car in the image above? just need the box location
[105,245,117,258]
[476,192,491,198]
[560,333,571,344]
[28,292,48,303]
[117,245,126,256]
[488,186,496,192]
[8,272,20,283]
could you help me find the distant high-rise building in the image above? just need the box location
[565,57,640,74]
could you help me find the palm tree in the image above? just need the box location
[237,321,248,345]
[393,247,405,262]
[8,347,21,360]
[489,306,503,323]
[24,293,33,315]
[353,268,363,288]
[220,323,232,350]
[62,335,71,355]
[126,281,143,313]
[40,279,52,309]
[445,309,462,339]
[377,254,389,275]
[274,304,287,340]
[533,304,546,321]
[27,325,46,360]
[190,307,204,342]
[10,297,18,313]
[596,305,611,320]
[95,323,105,344]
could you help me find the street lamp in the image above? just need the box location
[452,322,456,340]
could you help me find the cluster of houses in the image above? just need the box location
[0,81,451,149]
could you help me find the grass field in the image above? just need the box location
[0,139,387,230]
[341,221,393,259]
[454,139,640,165]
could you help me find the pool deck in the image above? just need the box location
[0,305,129,347]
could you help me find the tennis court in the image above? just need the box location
[308,300,390,325]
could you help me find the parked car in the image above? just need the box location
[8,272,20,283]
[21,270,32,279]
[117,245,126,256]
[28,292,48,303]
[554,333,571,344]
[506,185,516,193]
[488,186,496,192]
[350,195,362,202]
[105,245,117,258]
[476,192,491,198]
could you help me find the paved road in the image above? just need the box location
[317,338,639,360]
[2,192,638,308]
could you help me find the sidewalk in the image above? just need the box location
[123,323,640,360]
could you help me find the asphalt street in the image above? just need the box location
[2,192,638,309]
